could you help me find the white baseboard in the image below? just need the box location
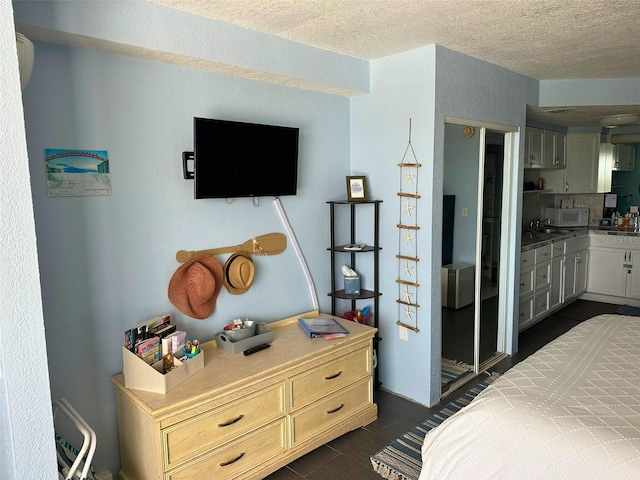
[579,292,636,307]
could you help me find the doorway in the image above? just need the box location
[440,122,513,395]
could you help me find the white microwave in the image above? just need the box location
[545,208,589,227]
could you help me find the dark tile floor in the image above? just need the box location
[265,300,621,480]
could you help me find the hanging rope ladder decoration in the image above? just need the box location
[396,119,421,333]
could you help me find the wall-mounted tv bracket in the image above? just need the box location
[182,151,194,179]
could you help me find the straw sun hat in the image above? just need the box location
[223,252,255,295]
[168,255,224,319]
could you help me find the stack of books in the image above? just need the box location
[298,317,350,340]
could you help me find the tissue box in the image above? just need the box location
[344,276,361,295]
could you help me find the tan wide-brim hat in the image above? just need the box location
[168,255,224,319]
[223,252,255,295]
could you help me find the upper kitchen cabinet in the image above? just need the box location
[548,130,566,168]
[545,133,609,193]
[611,144,636,171]
[524,127,544,168]
[524,127,565,169]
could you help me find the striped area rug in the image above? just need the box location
[440,358,473,387]
[370,374,498,480]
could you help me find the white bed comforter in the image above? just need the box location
[420,314,640,480]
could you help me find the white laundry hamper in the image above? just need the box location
[53,399,97,480]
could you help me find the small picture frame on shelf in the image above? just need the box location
[346,176,367,202]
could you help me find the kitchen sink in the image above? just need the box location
[539,227,573,234]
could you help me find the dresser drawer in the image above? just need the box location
[163,383,285,469]
[290,378,371,447]
[165,419,286,480]
[289,346,370,410]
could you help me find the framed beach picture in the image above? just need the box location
[346,176,367,202]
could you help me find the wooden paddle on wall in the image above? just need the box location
[175,232,287,263]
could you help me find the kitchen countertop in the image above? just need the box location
[522,226,640,251]
[521,227,589,251]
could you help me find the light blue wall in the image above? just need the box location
[22,41,350,475]
[352,45,537,405]
[351,44,437,406]
[11,1,640,477]
[539,78,640,107]
[13,0,370,96]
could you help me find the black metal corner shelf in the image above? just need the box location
[327,199,382,388]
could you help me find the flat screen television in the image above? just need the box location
[190,117,299,199]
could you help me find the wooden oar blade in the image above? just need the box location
[246,232,287,255]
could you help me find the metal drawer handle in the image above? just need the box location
[520,282,525,287]
[219,452,245,467]
[218,415,244,427]
[326,403,344,414]
[522,259,528,263]
[325,371,343,380]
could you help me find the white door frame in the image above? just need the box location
[441,116,518,394]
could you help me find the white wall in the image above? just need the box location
[1,3,57,479]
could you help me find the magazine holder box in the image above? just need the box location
[122,346,204,394]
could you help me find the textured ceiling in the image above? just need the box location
[152,0,640,79]
[150,0,640,127]
[149,0,640,127]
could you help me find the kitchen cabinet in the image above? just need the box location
[563,236,589,302]
[524,128,565,169]
[543,129,566,168]
[518,244,551,331]
[549,235,589,311]
[524,127,544,168]
[602,143,635,172]
[587,234,640,300]
[521,233,589,331]
[612,144,636,171]
[545,133,609,193]
[549,243,564,312]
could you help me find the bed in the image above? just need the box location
[419,313,640,480]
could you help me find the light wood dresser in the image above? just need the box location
[111,313,377,479]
